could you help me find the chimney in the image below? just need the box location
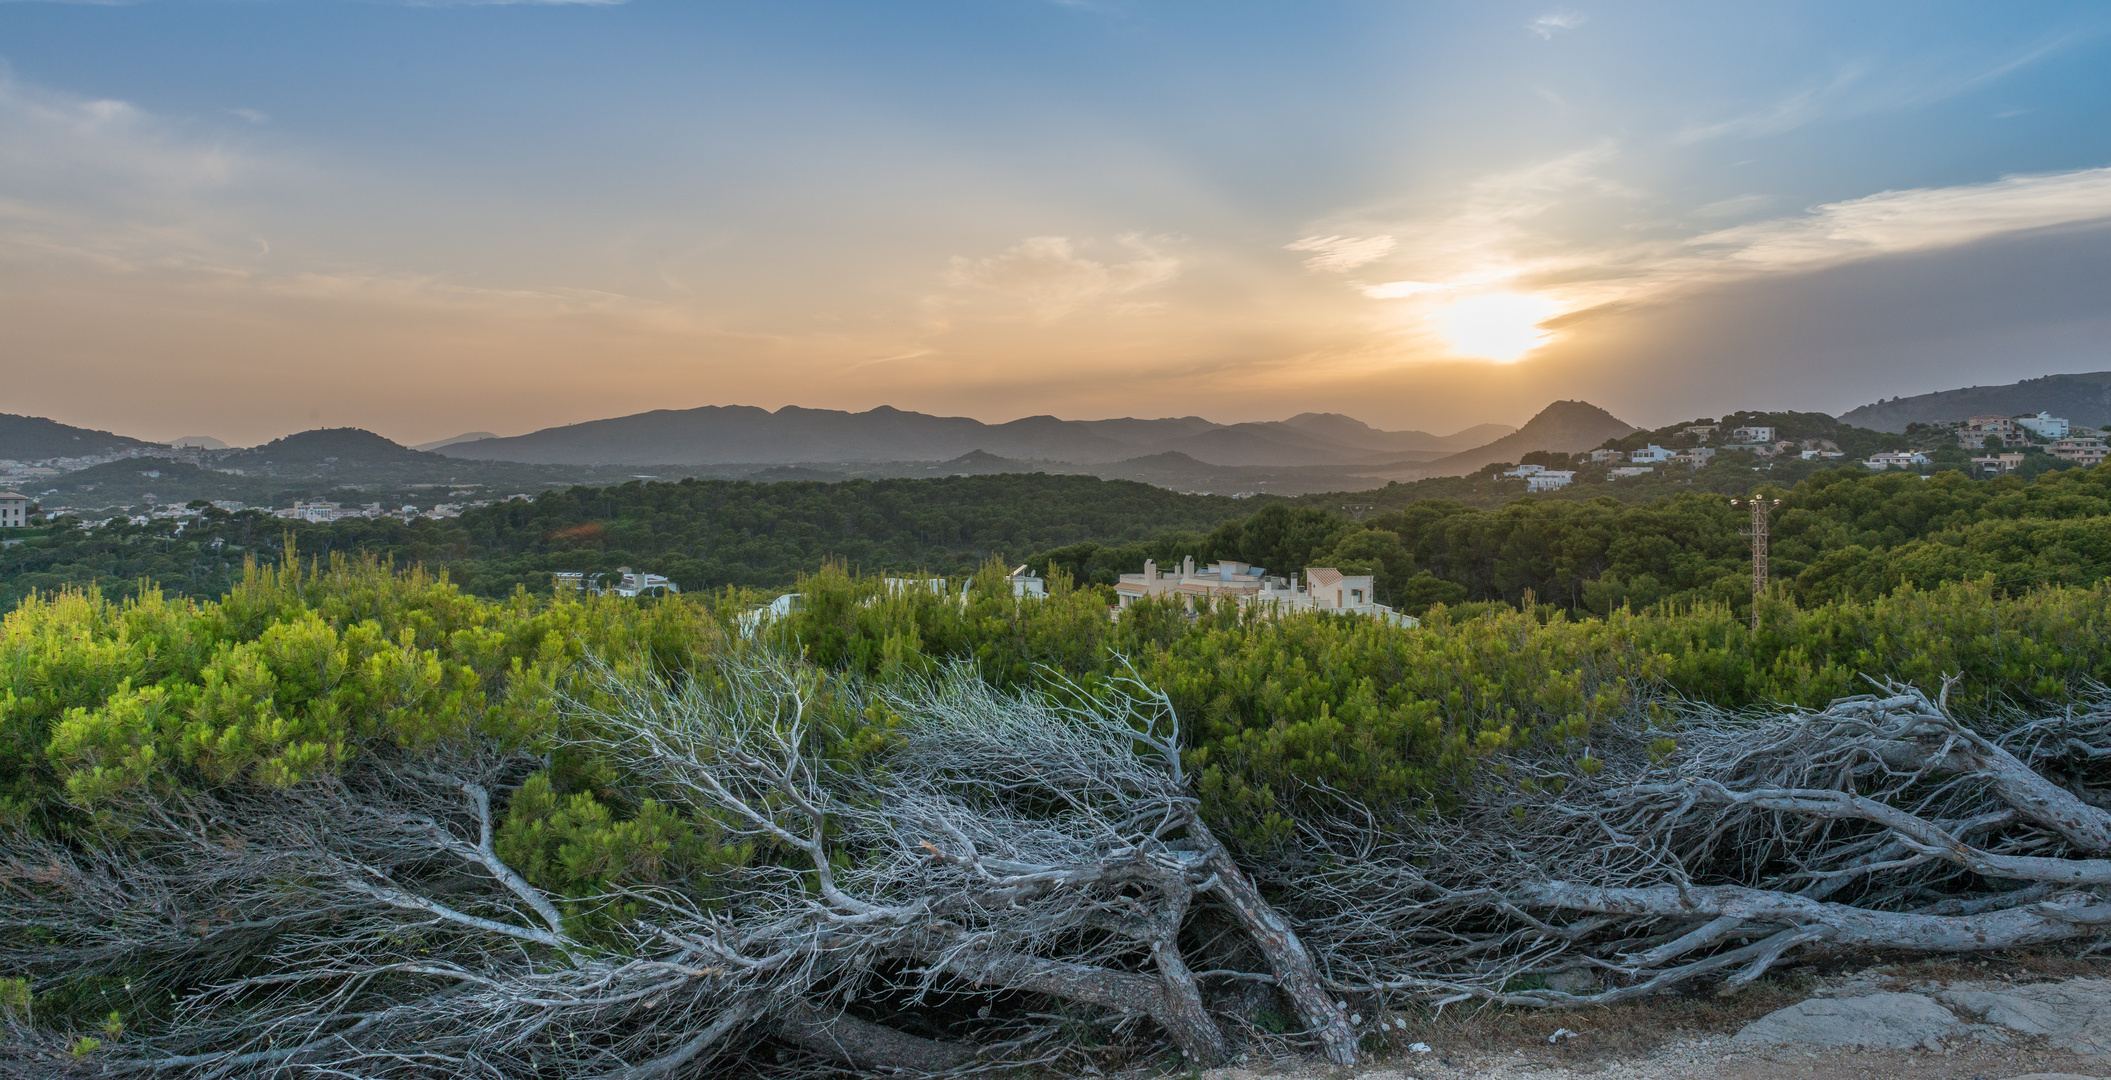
[1144,558,1156,583]
[1183,555,1195,577]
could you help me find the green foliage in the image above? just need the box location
[0,549,732,829]
[6,474,1256,609]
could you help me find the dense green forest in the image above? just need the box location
[0,473,1257,609]
[1038,462,2111,617]
[11,460,2111,622]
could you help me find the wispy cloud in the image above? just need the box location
[1678,38,2074,143]
[1692,193,1773,219]
[1687,166,2111,273]
[0,73,259,271]
[943,234,1179,318]
[1527,12,1585,39]
[1285,234,1394,272]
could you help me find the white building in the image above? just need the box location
[1607,466,1655,479]
[0,491,28,527]
[1799,449,1845,461]
[1526,471,1575,492]
[1502,464,1547,478]
[1672,447,1716,467]
[553,568,680,597]
[2016,412,2070,440]
[1629,445,1675,463]
[995,566,1047,599]
[1728,425,1775,443]
[1587,449,1625,464]
[1114,557,1415,626]
[1863,452,1930,470]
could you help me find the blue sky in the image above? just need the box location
[3,0,2109,443]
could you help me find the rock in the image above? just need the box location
[1733,991,1965,1049]
[1997,1074,2111,1080]
[1940,978,2111,1054]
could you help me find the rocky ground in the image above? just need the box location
[1192,959,2111,1080]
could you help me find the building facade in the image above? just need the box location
[1113,557,1415,626]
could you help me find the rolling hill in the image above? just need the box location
[432,404,1514,469]
[1386,400,1639,478]
[0,413,159,461]
[1839,371,2111,432]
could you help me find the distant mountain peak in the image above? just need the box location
[1398,400,1636,479]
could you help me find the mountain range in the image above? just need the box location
[1839,371,2111,432]
[430,405,1514,468]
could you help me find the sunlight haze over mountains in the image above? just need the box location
[3,1,2109,445]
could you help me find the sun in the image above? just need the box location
[1426,292,1562,362]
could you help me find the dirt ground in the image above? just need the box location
[1190,953,2111,1080]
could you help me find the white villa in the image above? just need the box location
[2017,412,2070,440]
[1864,451,1930,470]
[1526,471,1575,492]
[1114,557,1415,626]
[0,491,28,528]
[1629,445,1675,463]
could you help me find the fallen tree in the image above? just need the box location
[7,653,2111,1077]
[1275,683,2111,1009]
[0,655,1351,1077]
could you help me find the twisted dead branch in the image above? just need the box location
[0,655,1350,1077]
[1273,683,2111,1010]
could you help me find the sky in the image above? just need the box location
[2,0,2110,446]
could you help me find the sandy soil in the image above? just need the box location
[1184,955,2111,1080]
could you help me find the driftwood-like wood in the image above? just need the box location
[7,666,2108,1077]
[1273,684,2111,1009]
[0,658,1342,1076]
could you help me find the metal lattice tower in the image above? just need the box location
[1732,497,1779,630]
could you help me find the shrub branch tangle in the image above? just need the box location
[1279,685,2111,1008]
[1,655,1354,1076]
[6,560,2111,1075]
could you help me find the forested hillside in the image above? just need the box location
[13,460,2111,623]
[1037,462,2111,617]
[0,473,1258,608]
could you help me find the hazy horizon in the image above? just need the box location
[4,1,2109,447]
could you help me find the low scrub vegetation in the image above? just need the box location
[1,555,2108,1076]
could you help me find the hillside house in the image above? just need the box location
[1972,453,2026,474]
[2052,437,2108,466]
[1728,425,1775,443]
[1958,415,2028,449]
[1114,557,1414,626]
[1607,466,1654,479]
[0,491,27,527]
[1629,445,1675,463]
[1502,464,1547,478]
[1683,425,1720,440]
[2016,412,2070,440]
[1864,451,1930,470]
[1672,448,1716,467]
[1526,471,1575,492]
[1588,449,1625,464]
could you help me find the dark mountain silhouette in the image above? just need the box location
[0,413,157,461]
[1839,372,2111,432]
[1388,400,1638,478]
[412,431,500,452]
[1277,413,1511,454]
[222,428,443,472]
[433,404,1513,468]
